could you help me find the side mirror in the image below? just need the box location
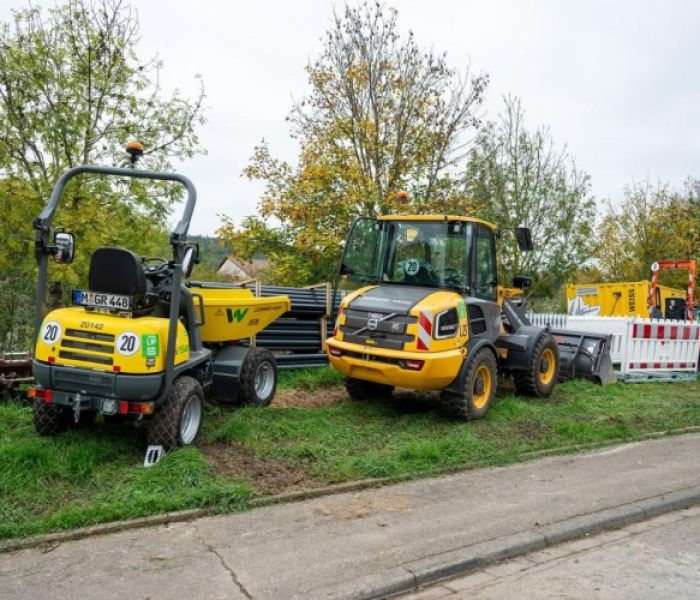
[512,275,532,290]
[181,246,197,278]
[53,232,75,264]
[515,227,534,252]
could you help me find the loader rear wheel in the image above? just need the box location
[439,347,497,420]
[147,375,203,449]
[32,399,70,436]
[513,333,559,398]
[345,378,394,400]
[238,347,277,406]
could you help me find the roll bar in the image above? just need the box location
[33,165,197,405]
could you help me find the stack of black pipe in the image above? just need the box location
[238,284,341,370]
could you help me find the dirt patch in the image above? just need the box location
[201,442,326,495]
[271,386,349,408]
[315,491,414,520]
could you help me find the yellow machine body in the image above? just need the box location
[35,307,190,375]
[326,285,470,390]
[192,288,291,343]
[566,282,685,317]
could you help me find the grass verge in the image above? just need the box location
[1,369,699,540]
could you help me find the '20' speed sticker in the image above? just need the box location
[41,321,62,344]
[116,332,140,356]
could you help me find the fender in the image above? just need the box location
[443,337,497,395]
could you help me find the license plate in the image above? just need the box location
[72,289,132,310]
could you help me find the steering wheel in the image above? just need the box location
[142,257,170,275]
[432,268,464,286]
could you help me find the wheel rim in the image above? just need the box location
[254,361,275,401]
[472,365,492,409]
[179,394,202,445]
[539,348,556,385]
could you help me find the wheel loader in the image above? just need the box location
[325,215,562,418]
[29,154,289,463]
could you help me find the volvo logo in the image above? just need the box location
[367,318,378,331]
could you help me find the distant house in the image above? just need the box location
[216,255,269,280]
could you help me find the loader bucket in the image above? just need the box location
[549,329,616,385]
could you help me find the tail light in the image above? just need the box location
[28,388,53,403]
[129,402,154,415]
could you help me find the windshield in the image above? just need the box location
[337,218,473,293]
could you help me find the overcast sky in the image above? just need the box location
[2,0,699,234]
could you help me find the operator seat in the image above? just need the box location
[88,247,149,311]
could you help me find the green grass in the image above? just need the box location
[2,370,700,540]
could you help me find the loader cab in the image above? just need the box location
[337,216,499,301]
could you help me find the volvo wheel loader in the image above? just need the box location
[29,153,289,463]
[325,215,560,418]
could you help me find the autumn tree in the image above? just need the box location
[0,0,205,349]
[219,2,488,284]
[464,96,596,291]
[596,180,700,284]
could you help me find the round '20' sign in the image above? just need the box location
[41,321,62,344]
[116,332,140,356]
[404,258,420,276]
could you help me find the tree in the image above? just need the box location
[0,0,205,349]
[219,2,488,284]
[464,96,596,291]
[596,180,700,284]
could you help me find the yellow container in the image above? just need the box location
[566,282,685,317]
[192,288,290,343]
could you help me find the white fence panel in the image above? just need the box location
[568,316,632,364]
[621,319,700,374]
[527,313,568,329]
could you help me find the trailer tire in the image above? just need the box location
[439,347,497,420]
[238,348,277,407]
[344,377,394,400]
[33,399,70,436]
[147,376,203,449]
[513,333,559,398]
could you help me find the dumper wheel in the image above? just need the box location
[238,347,277,407]
[147,375,204,449]
[345,378,394,400]
[439,347,497,419]
[513,333,559,397]
[32,399,70,436]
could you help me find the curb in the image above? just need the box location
[327,484,700,600]
[2,428,699,555]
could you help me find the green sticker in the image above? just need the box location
[457,300,466,319]
[141,334,160,358]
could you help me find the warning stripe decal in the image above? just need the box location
[417,310,433,351]
[632,323,700,340]
[628,362,696,370]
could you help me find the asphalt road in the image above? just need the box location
[404,506,700,600]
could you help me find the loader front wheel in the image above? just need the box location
[439,348,497,420]
[147,375,204,449]
[345,377,394,400]
[33,399,70,436]
[238,347,277,407]
[513,333,559,398]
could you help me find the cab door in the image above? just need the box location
[466,224,501,341]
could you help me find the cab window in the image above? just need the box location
[475,226,497,299]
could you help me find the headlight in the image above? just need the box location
[434,308,459,339]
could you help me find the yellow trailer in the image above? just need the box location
[566,282,685,317]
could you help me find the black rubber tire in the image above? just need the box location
[513,333,559,398]
[238,347,277,407]
[32,399,70,436]
[344,377,394,400]
[147,376,204,449]
[439,347,497,420]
